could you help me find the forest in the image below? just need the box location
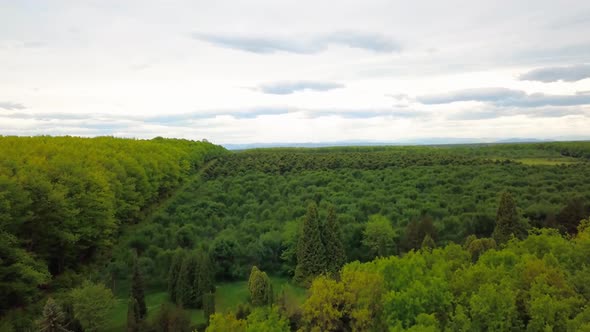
[2,137,590,331]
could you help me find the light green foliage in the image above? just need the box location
[301,267,386,331]
[246,307,289,332]
[248,266,273,306]
[69,281,116,332]
[362,214,397,258]
[205,313,246,332]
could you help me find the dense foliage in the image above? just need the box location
[119,142,590,287]
[0,136,225,313]
[3,139,590,331]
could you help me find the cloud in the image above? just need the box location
[417,88,590,107]
[519,64,590,82]
[0,101,26,110]
[192,31,401,54]
[449,107,588,121]
[257,81,344,95]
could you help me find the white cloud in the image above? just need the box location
[1,0,590,143]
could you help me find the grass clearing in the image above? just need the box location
[104,276,305,331]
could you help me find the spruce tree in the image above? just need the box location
[127,296,140,332]
[194,249,215,308]
[176,252,198,308]
[493,192,520,244]
[131,254,147,318]
[39,298,68,332]
[294,202,326,284]
[322,205,346,274]
[203,292,215,326]
[167,250,184,303]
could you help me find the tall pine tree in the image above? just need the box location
[194,249,215,308]
[131,253,147,318]
[203,292,215,326]
[127,296,140,332]
[167,250,184,303]
[176,252,198,308]
[493,192,522,244]
[294,202,326,285]
[322,205,346,274]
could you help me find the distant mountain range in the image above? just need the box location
[222,136,590,150]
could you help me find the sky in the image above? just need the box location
[1,0,590,144]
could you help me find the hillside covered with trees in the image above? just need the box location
[2,138,590,331]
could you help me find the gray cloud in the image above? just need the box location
[192,31,401,54]
[258,81,344,95]
[0,101,26,110]
[449,107,588,121]
[417,88,590,107]
[519,64,590,82]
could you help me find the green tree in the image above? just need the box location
[203,292,216,326]
[362,215,396,258]
[294,202,326,285]
[152,304,191,332]
[493,192,524,244]
[248,266,273,306]
[69,281,115,332]
[176,252,198,307]
[195,249,215,307]
[421,234,436,250]
[246,307,290,332]
[131,254,147,318]
[167,250,185,303]
[39,298,68,332]
[206,312,246,332]
[322,205,346,274]
[127,296,140,332]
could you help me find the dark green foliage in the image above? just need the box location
[131,254,147,318]
[151,304,191,332]
[39,298,67,332]
[127,297,141,332]
[403,216,437,251]
[203,292,215,326]
[555,197,590,234]
[294,202,326,284]
[174,249,215,308]
[0,230,49,312]
[248,266,273,306]
[323,205,346,274]
[493,192,526,244]
[167,250,185,303]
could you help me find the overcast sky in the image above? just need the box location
[1,0,590,144]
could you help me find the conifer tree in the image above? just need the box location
[127,296,140,332]
[248,266,273,306]
[294,202,326,284]
[176,252,198,308]
[194,249,215,308]
[203,292,215,326]
[167,250,184,303]
[39,298,68,332]
[131,254,147,318]
[323,205,346,274]
[493,192,521,244]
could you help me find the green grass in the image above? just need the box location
[104,276,305,331]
